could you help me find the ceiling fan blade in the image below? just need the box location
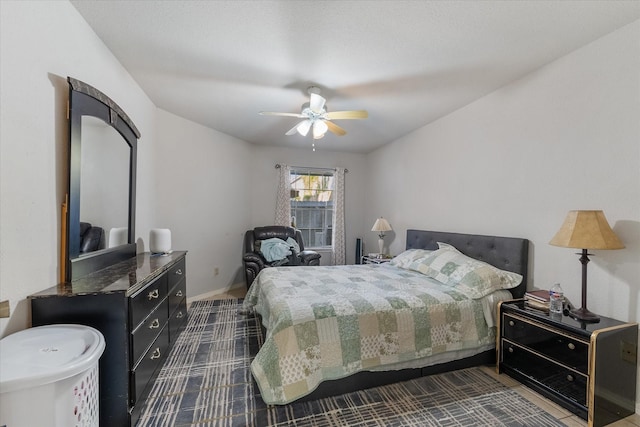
[260,111,305,118]
[325,110,368,120]
[325,120,347,136]
[313,120,328,139]
[309,93,326,113]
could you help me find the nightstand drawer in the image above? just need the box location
[503,313,588,374]
[503,339,587,406]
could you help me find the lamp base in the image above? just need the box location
[569,307,600,323]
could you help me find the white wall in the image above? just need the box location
[366,19,640,406]
[0,1,158,337]
[152,109,252,297]
[249,146,368,266]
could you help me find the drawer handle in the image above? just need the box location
[175,290,183,297]
[568,342,576,350]
[147,289,159,300]
[150,348,161,360]
[176,311,184,319]
[175,269,183,276]
[508,347,514,353]
[567,374,574,382]
[508,320,515,327]
[149,318,160,329]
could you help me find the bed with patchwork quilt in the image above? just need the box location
[242,229,529,404]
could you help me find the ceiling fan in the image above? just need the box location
[259,87,368,140]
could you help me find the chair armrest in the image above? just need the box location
[243,252,267,287]
[287,247,300,266]
[299,250,321,266]
[243,252,266,268]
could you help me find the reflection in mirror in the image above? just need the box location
[79,116,130,256]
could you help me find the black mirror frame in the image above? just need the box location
[65,77,140,281]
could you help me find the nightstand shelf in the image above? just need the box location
[497,300,637,426]
[361,255,392,265]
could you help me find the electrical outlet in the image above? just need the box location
[621,341,637,364]
[214,267,219,276]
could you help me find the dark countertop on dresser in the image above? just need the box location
[29,251,187,298]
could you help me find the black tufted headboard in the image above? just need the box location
[405,229,529,298]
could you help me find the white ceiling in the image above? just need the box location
[71,1,640,153]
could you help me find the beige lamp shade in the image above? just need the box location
[549,210,623,322]
[549,210,624,250]
[371,217,392,233]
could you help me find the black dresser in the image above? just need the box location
[498,300,637,426]
[29,251,188,427]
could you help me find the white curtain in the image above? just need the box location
[274,164,291,226]
[332,167,346,265]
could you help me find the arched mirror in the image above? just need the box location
[64,77,139,281]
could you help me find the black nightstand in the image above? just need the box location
[497,300,637,427]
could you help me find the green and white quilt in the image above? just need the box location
[242,264,499,405]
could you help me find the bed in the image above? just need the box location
[242,229,529,405]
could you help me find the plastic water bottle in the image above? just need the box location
[549,283,564,314]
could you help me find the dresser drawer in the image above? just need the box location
[131,298,169,365]
[130,275,168,327]
[168,277,186,315]
[131,325,169,405]
[168,258,186,289]
[503,339,587,406]
[502,313,588,374]
[169,296,188,343]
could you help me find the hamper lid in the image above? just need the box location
[0,324,105,393]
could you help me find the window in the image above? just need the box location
[289,168,334,248]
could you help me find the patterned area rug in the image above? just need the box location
[137,299,566,426]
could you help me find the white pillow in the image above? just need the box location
[389,249,433,269]
[408,243,522,299]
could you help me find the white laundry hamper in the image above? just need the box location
[0,324,105,427]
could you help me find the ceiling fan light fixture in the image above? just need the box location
[309,92,326,114]
[313,120,328,139]
[296,120,312,136]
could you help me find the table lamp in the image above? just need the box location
[549,210,624,322]
[371,217,392,256]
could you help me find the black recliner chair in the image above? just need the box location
[243,225,321,287]
[79,221,105,254]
